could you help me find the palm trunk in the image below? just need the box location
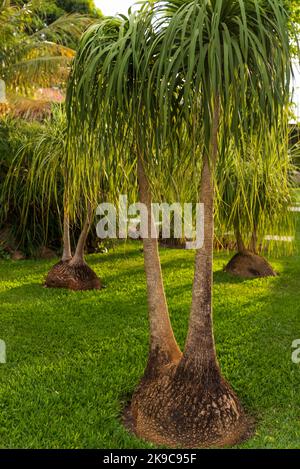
[250,226,257,254]
[137,155,181,375]
[46,200,101,290]
[183,97,220,371]
[70,204,93,265]
[62,207,72,262]
[61,183,72,262]
[235,227,246,254]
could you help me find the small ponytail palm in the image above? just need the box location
[1,105,102,290]
[217,113,295,277]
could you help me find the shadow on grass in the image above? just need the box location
[1,234,300,448]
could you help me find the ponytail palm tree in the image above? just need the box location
[68,0,291,448]
[218,123,295,278]
[36,108,102,290]
[144,0,290,447]
[2,106,102,290]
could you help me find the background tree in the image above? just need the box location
[0,0,93,93]
[19,0,102,42]
[288,0,300,29]
[0,0,99,258]
[0,115,56,257]
[217,118,295,278]
[55,0,101,17]
[1,105,102,288]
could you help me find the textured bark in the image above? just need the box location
[124,363,250,448]
[183,143,218,367]
[61,189,72,262]
[70,204,93,265]
[136,155,181,374]
[224,250,277,278]
[45,259,101,290]
[235,228,246,254]
[62,208,72,262]
[250,226,258,254]
[125,99,250,448]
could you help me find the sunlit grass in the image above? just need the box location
[0,235,300,448]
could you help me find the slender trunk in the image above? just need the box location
[235,227,246,254]
[62,195,72,262]
[183,97,220,369]
[70,204,93,265]
[137,155,181,373]
[250,226,257,254]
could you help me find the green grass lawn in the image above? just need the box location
[0,234,300,449]
[293,188,300,204]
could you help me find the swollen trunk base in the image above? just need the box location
[45,260,102,291]
[124,357,251,448]
[224,251,277,278]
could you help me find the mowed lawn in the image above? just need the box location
[0,230,300,448]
